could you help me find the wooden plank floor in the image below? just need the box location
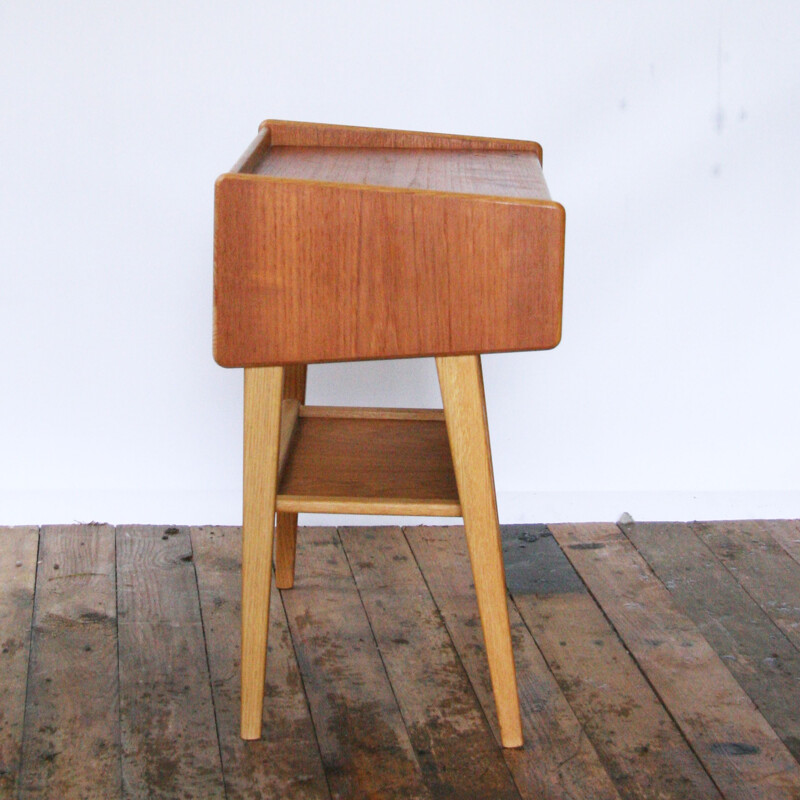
[1,521,800,799]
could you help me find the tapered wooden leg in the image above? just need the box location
[241,366,284,740]
[275,364,307,590]
[436,354,523,748]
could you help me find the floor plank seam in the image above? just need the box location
[502,589,614,788]
[276,570,335,800]
[545,522,729,799]
[764,521,800,569]
[113,526,124,800]
[399,525,527,799]
[399,525,501,746]
[610,521,750,797]
[616,523,796,797]
[500,590,628,797]
[631,519,800,745]
[335,527,432,788]
[688,521,800,660]
[9,521,800,798]
[188,526,230,800]
[15,526,41,800]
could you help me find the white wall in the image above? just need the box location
[2,1,798,525]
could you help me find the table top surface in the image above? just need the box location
[246,145,551,201]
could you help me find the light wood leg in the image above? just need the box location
[241,366,284,740]
[436,354,523,748]
[275,364,307,589]
[274,513,299,590]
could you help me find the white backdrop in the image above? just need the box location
[2,1,798,525]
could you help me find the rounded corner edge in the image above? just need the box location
[212,341,235,369]
[546,324,563,351]
[214,172,232,192]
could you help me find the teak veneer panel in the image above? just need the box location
[263,119,544,156]
[251,147,551,200]
[276,412,461,516]
[214,120,564,367]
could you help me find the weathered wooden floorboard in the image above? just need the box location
[551,522,800,800]
[0,526,39,798]
[625,520,800,762]
[340,525,522,800]
[190,525,330,800]
[405,525,621,800]
[5,520,800,800]
[760,519,800,566]
[18,524,120,800]
[116,525,225,799]
[506,525,722,800]
[281,527,432,800]
[693,520,800,654]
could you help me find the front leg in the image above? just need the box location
[240,365,284,739]
[436,354,523,748]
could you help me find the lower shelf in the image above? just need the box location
[276,406,462,516]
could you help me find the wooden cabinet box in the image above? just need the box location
[214,120,565,367]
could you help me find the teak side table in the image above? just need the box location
[214,120,565,749]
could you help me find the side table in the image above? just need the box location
[214,120,565,749]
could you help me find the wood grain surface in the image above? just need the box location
[18,525,120,799]
[552,522,800,800]
[505,526,722,800]
[241,366,284,739]
[191,526,330,800]
[252,146,551,199]
[262,119,544,158]
[0,527,39,797]
[436,355,522,747]
[116,525,225,798]
[760,519,800,565]
[275,364,308,590]
[4,521,800,799]
[406,525,621,800]
[281,528,431,800]
[214,121,564,367]
[625,521,800,763]
[693,520,800,653]
[341,526,522,800]
[277,414,460,515]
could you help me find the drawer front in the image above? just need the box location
[214,176,564,367]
